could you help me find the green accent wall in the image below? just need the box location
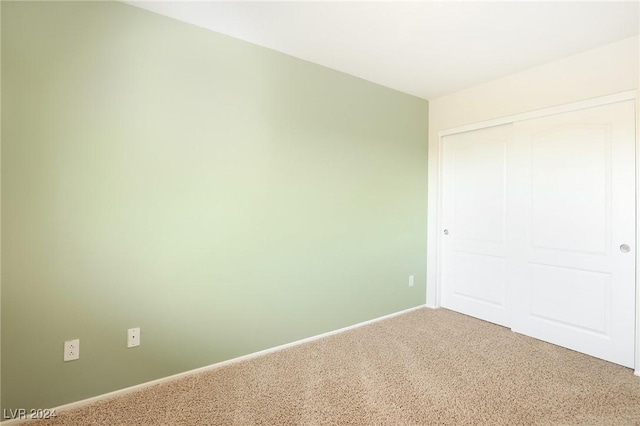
[1,1,428,411]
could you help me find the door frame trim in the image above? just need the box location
[438,91,636,137]
[426,90,639,373]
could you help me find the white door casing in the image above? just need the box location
[436,95,636,369]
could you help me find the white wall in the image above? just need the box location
[427,35,639,307]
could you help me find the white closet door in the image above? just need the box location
[441,124,513,327]
[510,101,635,368]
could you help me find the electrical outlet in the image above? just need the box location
[409,275,414,287]
[127,327,140,348]
[64,339,80,361]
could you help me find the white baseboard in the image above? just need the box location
[635,369,640,377]
[1,304,426,425]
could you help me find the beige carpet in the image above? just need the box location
[34,308,640,425]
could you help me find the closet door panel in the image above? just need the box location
[440,124,513,327]
[510,100,635,368]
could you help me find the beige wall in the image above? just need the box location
[429,36,638,133]
[427,35,639,307]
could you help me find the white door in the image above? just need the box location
[440,124,513,327]
[440,100,636,368]
[509,101,636,368]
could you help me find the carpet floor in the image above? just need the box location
[34,308,640,425]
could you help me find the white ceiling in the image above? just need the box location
[127,1,639,100]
